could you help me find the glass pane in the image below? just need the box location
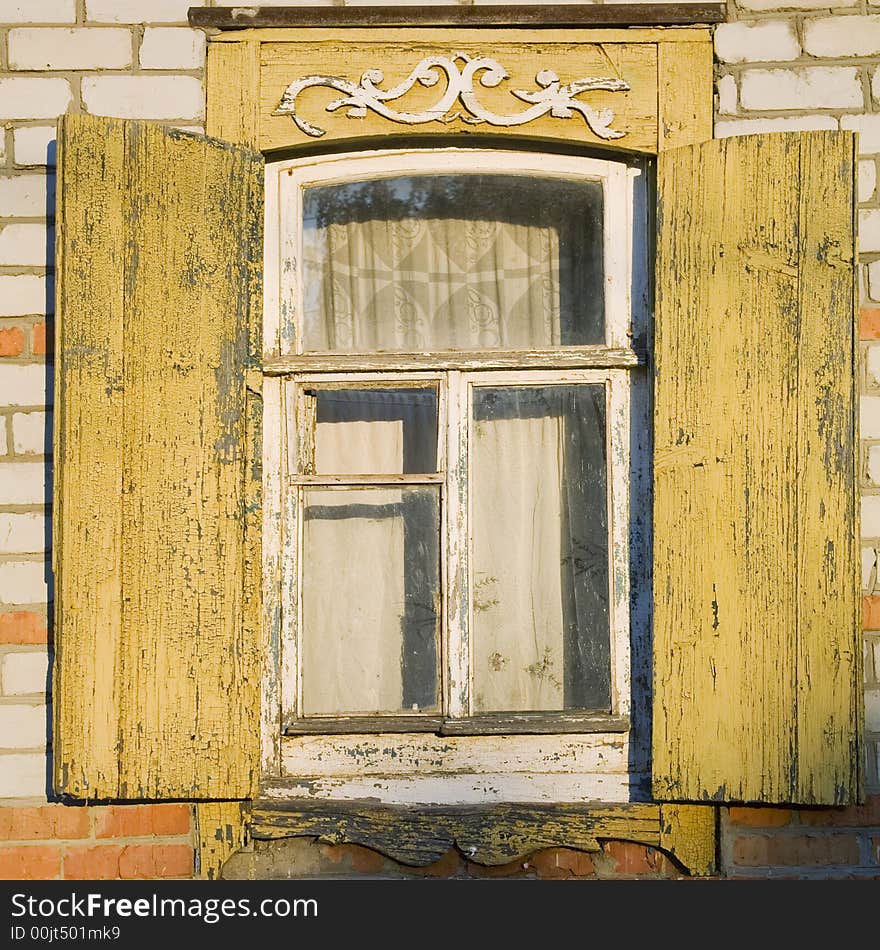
[301,486,441,716]
[306,387,438,475]
[471,385,610,713]
[302,174,604,351]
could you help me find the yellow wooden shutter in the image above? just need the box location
[53,115,263,800]
[653,131,862,806]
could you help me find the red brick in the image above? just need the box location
[799,795,880,828]
[0,845,61,880]
[65,843,191,880]
[0,805,89,842]
[413,849,464,878]
[728,806,792,828]
[864,596,880,631]
[0,611,49,645]
[733,834,860,867]
[861,308,880,340]
[0,327,24,357]
[466,857,528,878]
[31,322,51,356]
[117,844,193,880]
[602,841,665,876]
[64,845,124,880]
[531,847,596,879]
[94,803,192,839]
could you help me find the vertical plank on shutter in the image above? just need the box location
[653,132,861,805]
[53,116,264,800]
[53,116,126,796]
[657,39,713,152]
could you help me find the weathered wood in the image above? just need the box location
[281,731,628,777]
[653,131,861,805]
[258,36,660,152]
[206,39,260,147]
[192,5,726,31]
[249,800,663,867]
[659,804,716,876]
[196,802,249,880]
[657,40,713,150]
[438,713,629,735]
[54,116,264,800]
[264,347,643,375]
[283,713,628,735]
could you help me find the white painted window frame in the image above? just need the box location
[261,147,651,805]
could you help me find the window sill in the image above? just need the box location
[284,713,629,736]
[246,797,717,876]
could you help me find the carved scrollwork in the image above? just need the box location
[273,52,630,139]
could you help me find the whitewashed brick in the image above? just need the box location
[2,0,75,23]
[0,514,49,555]
[0,704,46,749]
[0,79,72,120]
[868,690,880,732]
[873,640,880,682]
[869,261,880,302]
[804,16,880,57]
[0,225,51,268]
[714,115,838,139]
[0,563,51,606]
[860,160,877,204]
[0,463,48,507]
[717,75,737,115]
[1,652,49,697]
[740,68,862,111]
[8,28,132,71]
[140,28,206,69]
[0,277,51,318]
[740,0,852,8]
[862,395,880,439]
[842,115,880,156]
[0,753,47,799]
[867,343,880,388]
[863,495,880,536]
[12,127,57,167]
[0,175,53,218]
[872,68,880,107]
[863,545,877,589]
[715,21,799,64]
[12,412,50,456]
[85,0,192,23]
[861,209,880,254]
[82,76,204,120]
[869,445,880,487]
[0,367,47,409]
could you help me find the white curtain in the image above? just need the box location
[303,209,562,350]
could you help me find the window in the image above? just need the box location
[261,147,651,798]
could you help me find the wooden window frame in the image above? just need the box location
[261,147,651,805]
[203,22,719,876]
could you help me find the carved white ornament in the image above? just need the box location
[273,52,630,139]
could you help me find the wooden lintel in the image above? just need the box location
[189,4,726,31]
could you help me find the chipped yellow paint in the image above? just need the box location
[250,800,716,874]
[653,131,862,805]
[206,39,261,147]
[53,115,265,800]
[196,802,249,880]
[206,29,712,155]
[657,41,713,150]
[659,804,716,876]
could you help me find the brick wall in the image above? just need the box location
[1,0,879,881]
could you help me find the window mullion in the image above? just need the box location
[445,369,469,719]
